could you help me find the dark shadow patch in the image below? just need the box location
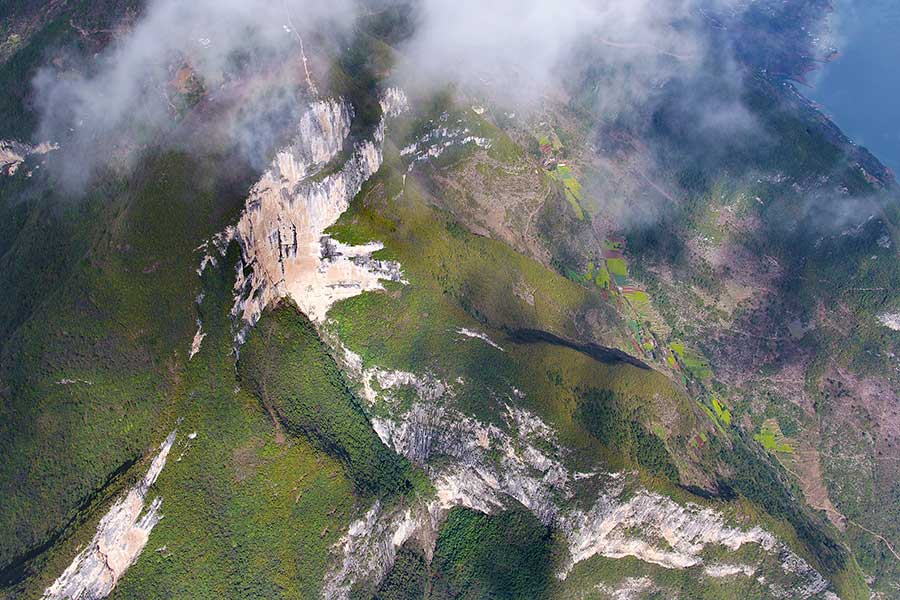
[509,328,650,370]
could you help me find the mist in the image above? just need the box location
[394,0,766,113]
[390,0,780,232]
[31,0,827,200]
[33,0,355,191]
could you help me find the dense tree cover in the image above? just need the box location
[0,150,246,583]
[368,547,429,600]
[577,388,678,481]
[239,304,413,498]
[430,506,554,600]
[359,504,554,600]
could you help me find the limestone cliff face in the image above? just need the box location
[43,432,177,600]
[226,92,408,341]
[322,348,833,599]
[0,139,57,176]
[194,90,833,599]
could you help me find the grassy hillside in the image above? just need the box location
[106,248,363,600]
[0,150,248,589]
[327,157,698,471]
[238,304,415,499]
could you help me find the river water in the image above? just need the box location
[808,0,900,174]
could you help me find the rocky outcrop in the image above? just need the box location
[322,500,442,600]
[324,351,835,599]
[225,92,408,343]
[877,312,900,331]
[371,397,779,574]
[456,327,505,351]
[704,563,756,578]
[43,432,177,600]
[560,492,775,574]
[400,113,492,171]
[189,321,205,359]
[0,140,57,176]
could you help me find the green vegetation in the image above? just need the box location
[595,264,611,289]
[670,343,713,380]
[326,158,693,463]
[584,260,615,292]
[366,546,429,600]
[717,435,868,598]
[711,397,732,427]
[603,239,625,252]
[239,304,413,499]
[367,505,555,600]
[329,31,392,137]
[560,552,777,599]
[549,164,586,220]
[430,506,554,599]
[327,163,618,372]
[577,388,679,481]
[753,419,794,454]
[4,234,365,598]
[606,257,628,279]
[536,129,563,152]
[395,92,523,171]
[0,150,248,583]
[624,289,650,303]
[108,247,359,600]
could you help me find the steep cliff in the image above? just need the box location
[223,91,408,342]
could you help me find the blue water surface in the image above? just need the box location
[808,0,900,173]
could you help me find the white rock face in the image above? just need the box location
[778,550,830,598]
[456,327,504,351]
[704,563,756,578]
[0,140,57,176]
[189,320,205,359]
[400,112,493,171]
[44,432,177,600]
[322,500,443,600]
[877,312,900,331]
[0,140,29,175]
[195,227,235,277]
[594,576,656,599]
[341,345,447,407]
[561,493,774,574]
[372,397,775,575]
[228,91,408,339]
[323,355,834,599]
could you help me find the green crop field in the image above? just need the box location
[712,397,733,426]
[606,258,628,277]
[624,289,650,304]
[669,343,713,381]
[549,165,586,220]
[754,420,794,454]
